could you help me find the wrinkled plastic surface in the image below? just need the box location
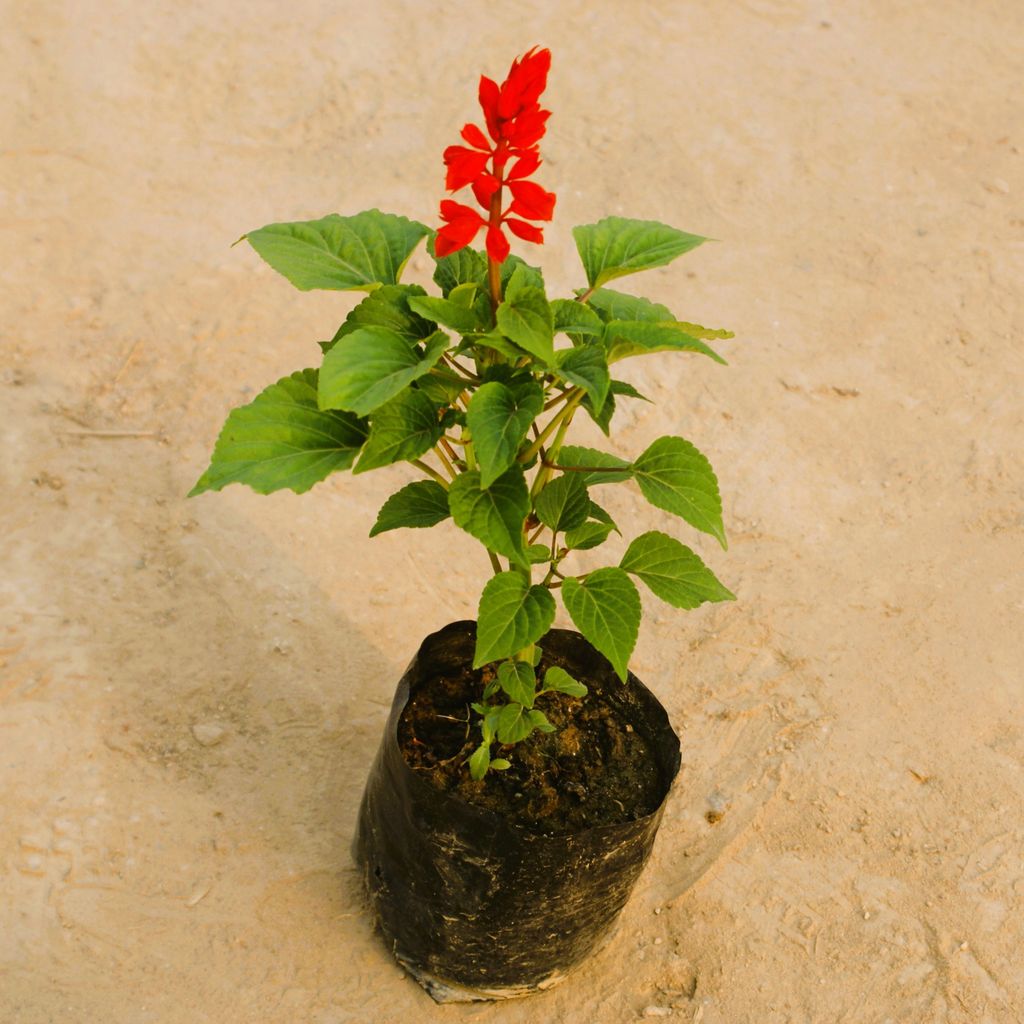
[353,621,681,1002]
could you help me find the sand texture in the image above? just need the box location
[2,1,1022,1021]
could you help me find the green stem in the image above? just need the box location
[518,389,582,465]
[530,391,584,498]
[411,459,449,489]
[434,444,457,478]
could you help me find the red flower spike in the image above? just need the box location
[505,218,544,243]
[486,223,510,262]
[508,180,556,221]
[438,47,555,264]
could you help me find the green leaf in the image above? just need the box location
[535,474,590,532]
[321,284,433,354]
[448,466,530,567]
[527,543,552,564]
[496,703,532,744]
[369,480,451,536]
[561,567,641,682]
[467,331,530,361]
[491,757,512,770]
[586,500,618,530]
[495,265,554,365]
[620,530,735,609]
[475,571,556,667]
[541,666,588,698]
[551,299,604,337]
[469,741,490,780]
[528,708,556,733]
[573,217,707,290]
[564,520,614,551]
[554,344,610,409]
[633,436,726,548]
[497,660,537,708]
[557,446,633,486]
[246,210,430,292]
[673,321,735,341]
[585,288,674,324]
[355,390,443,473]
[603,321,726,365]
[466,380,544,488]
[189,369,367,497]
[407,294,485,335]
[318,328,449,415]
[432,242,489,296]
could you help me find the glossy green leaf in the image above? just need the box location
[620,530,735,609]
[475,571,556,667]
[448,466,530,567]
[497,660,537,707]
[541,666,588,698]
[369,480,451,536]
[495,265,554,365]
[527,543,552,564]
[469,741,490,780]
[604,320,727,365]
[496,703,534,745]
[466,380,544,488]
[189,369,367,497]
[554,344,610,409]
[573,217,707,290]
[246,210,430,291]
[528,708,556,733]
[551,299,603,337]
[535,474,590,532]
[408,293,485,335]
[318,328,449,415]
[564,520,614,551]
[633,436,726,547]
[561,567,641,682]
[321,284,433,354]
[354,390,443,473]
[556,445,633,485]
[585,288,674,324]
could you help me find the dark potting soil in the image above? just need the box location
[397,652,664,834]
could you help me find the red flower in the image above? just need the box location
[435,47,556,264]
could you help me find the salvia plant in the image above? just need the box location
[191,47,735,779]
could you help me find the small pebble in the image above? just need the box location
[192,722,226,747]
[642,1007,673,1018]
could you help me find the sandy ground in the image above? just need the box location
[2,1,1023,1021]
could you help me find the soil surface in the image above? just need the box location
[398,655,664,833]
[3,3,1023,1023]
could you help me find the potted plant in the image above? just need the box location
[190,46,735,1002]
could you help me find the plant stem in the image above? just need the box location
[439,436,460,464]
[518,389,582,465]
[529,391,585,498]
[540,458,631,474]
[411,459,449,489]
[434,444,458,479]
[487,550,502,574]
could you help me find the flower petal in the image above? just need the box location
[436,218,484,257]
[508,180,556,221]
[506,151,541,180]
[471,171,501,210]
[460,122,492,151]
[478,75,501,140]
[504,217,544,243]
[486,223,510,262]
[444,146,491,191]
[440,199,485,224]
[507,107,551,149]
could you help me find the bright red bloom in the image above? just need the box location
[435,200,486,257]
[436,47,556,264]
